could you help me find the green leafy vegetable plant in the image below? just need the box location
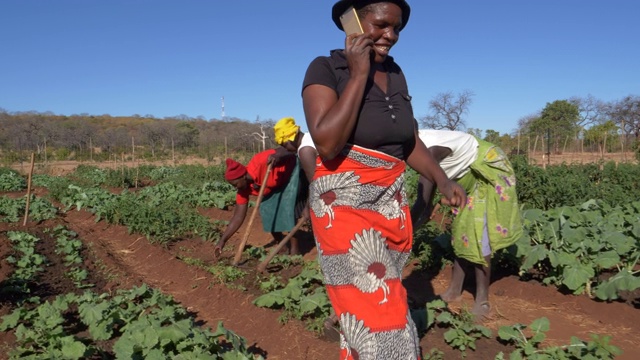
[496,317,622,359]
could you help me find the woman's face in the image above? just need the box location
[283,141,297,153]
[228,175,248,190]
[359,2,403,63]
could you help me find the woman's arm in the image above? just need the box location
[298,146,317,183]
[214,202,248,257]
[410,146,453,227]
[406,131,467,208]
[410,176,436,228]
[303,34,373,160]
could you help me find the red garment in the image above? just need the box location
[309,145,421,359]
[235,149,296,205]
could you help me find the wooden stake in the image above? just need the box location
[232,163,273,266]
[22,153,36,226]
[172,137,176,166]
[257,216,306,273]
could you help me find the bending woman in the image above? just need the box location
[411,129,523,319]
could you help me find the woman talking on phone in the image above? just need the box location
[302,1,466,358]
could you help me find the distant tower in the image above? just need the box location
[221,96,225,120]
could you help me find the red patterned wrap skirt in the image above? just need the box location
[309,145,421,360]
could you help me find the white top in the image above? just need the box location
[298,132,317,155]
[417,129,479,179]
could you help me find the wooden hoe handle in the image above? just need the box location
[257,216,306,273]
[232,162,273,266]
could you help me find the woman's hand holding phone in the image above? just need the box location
[345,33,373,78]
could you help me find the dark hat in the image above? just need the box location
[332,0,411,31]
[224,158,247,181]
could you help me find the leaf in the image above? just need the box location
[560,226,588,244]
[548,251,576,267]
[78,300,112,340]
[603,232,634,255]
[143,348,166,360]
[529,317,549,333]
[530,331,546,345]
[562,264,594,291]
[37,302,65,330]
[0,308,24,331]
[253,293,285,308]
[593,269,640,300]
[435,311,453,325]
[298,290,329,314]
[112,336,137,359]
[594,250,620,269]
[632,222,640,239]
[221,350,254,360]
[157,319,191,343]
[479,326,492,338]
[589,334,623,357]
[60,336,87,359]
[521,244,548,270]
[443,328,458,343]
[497,325,522,342]
[522,208,544,222]
[522,342,537,356]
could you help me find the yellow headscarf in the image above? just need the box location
[274,117,300,145]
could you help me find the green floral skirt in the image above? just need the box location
[451,140,523,265]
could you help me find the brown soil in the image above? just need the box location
[2,195,639,360]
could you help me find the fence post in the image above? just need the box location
[22,153,36,226]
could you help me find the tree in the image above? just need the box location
[484,129,501,144]
[529,100,579,154]
[467,128,483,138]
[569,94,607,129]
[584,120,618,154]
[98,127,130,154]
[250,119,275,152]
[516,113,541,134]
[607,95,640,140]
[419,90,474,130]
[174,122,199,150]
[140,121,172,158]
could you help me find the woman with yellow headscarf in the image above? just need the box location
[273,117,318,184]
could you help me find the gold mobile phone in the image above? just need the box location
[339,6,363,35]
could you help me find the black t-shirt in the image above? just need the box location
[302,49,416,160]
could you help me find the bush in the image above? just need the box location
[0,168,26,191]
[633,141,640,162]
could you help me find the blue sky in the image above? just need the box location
[1,1,638,136]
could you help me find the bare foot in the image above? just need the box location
[439,289,462,303]
[471,301,491,320]
[289,246,300,256]
[322,315,341,343]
